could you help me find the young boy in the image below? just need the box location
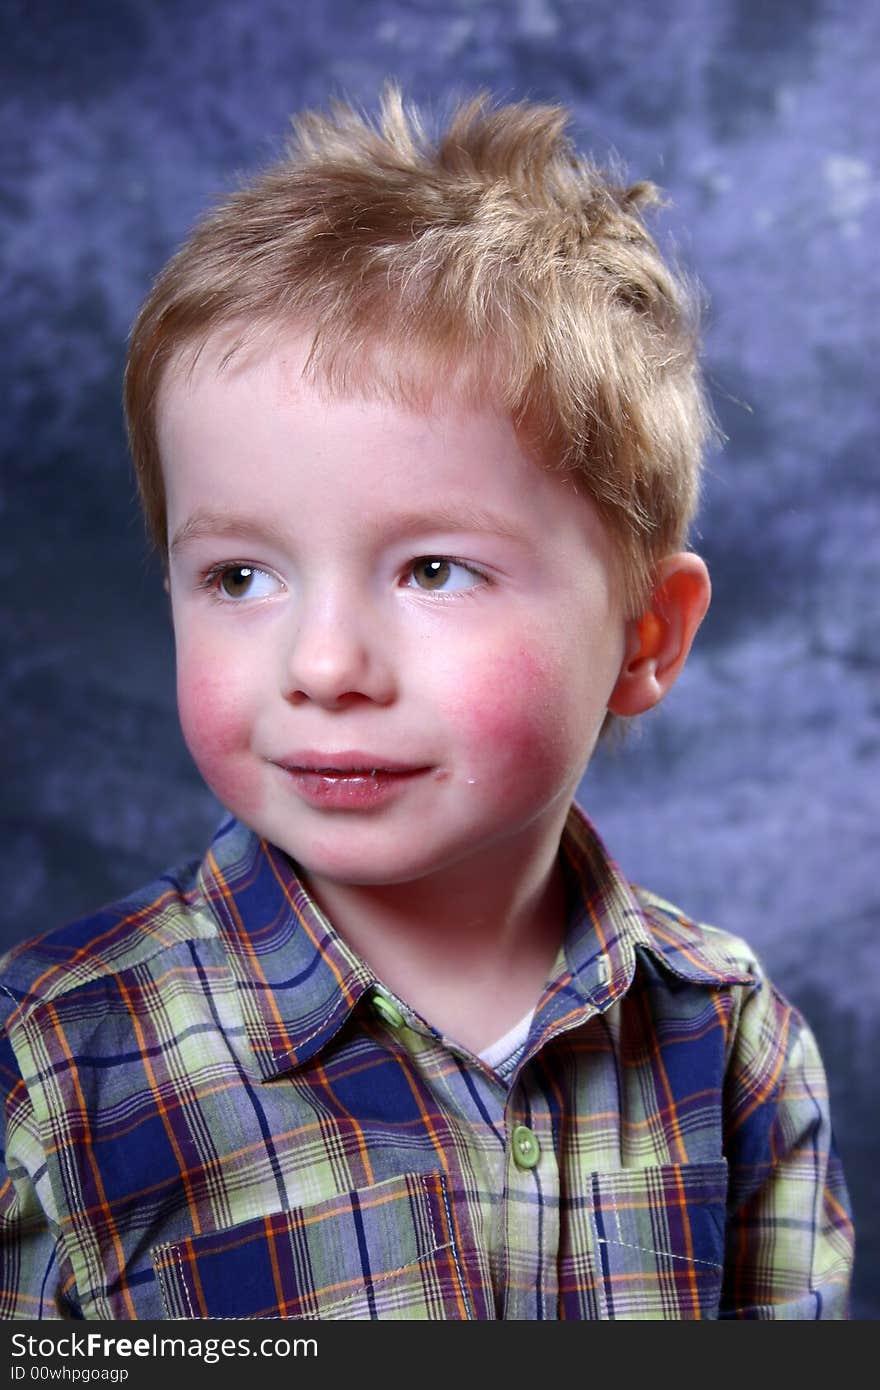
[0,88,853,1320]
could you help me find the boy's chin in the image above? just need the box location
[266,828,493,893]
[291,848,457,891]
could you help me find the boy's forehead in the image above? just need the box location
[159,317,519,424]
[156,320,619,573]
[159,326,525,514]
[158,325,523,485]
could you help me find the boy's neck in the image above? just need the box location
[302,818,571,1056]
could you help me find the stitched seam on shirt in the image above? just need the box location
[153,1175,455,1322]
[437,1172,473,1319]
[0,980,26,1032]
[325,1174,465,1321]
[275,1001,357,1056]
[270,968,404,1067]
[586,1193,609,1321]
[316,1241,457,1320]
[174,1245,197,1318]
[153,1246,197,1319]
[155,1261,173,1320]
[220,940,368,1064]
[603,1169,722,1269]
[149,1242,175,1318]
[596,1235,721,1270]
[608,1191,624,1246]
[161,1247,462,1322]
[417,1173,440,1252]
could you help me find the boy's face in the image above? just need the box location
[160,328,630,891]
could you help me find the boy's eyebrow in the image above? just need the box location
[169,511,291,554]
[169,505,527,553]
[384,505,527,543]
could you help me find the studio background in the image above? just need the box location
[1,0,876,1318]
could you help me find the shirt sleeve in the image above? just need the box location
[720,974,854,1318]
[0,1030,77,1319]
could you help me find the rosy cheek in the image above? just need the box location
[176,663,264,817]
[447,647,575,788]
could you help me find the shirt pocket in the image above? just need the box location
[563,1160,728,1320]
[151,1169,492,1320]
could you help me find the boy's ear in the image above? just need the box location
[608,553,711,717]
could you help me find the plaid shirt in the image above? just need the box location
[0,806,853,1320]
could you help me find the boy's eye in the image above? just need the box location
[406,557,483,593]
[209,565,280,601]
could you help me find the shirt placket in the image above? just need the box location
[500,1061,560,1320]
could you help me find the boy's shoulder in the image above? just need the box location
[0,850,217,1030]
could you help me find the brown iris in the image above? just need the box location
[411,558,451,590]
[219,565,255,598]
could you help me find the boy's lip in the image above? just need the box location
[274,753,436,811]
[276,752,432,775]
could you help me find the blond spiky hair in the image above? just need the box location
[124,84,712,613]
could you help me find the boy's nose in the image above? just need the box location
[281,593,396,709]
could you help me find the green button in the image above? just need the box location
[371,992,405,1029]
[511,1124,540,1170]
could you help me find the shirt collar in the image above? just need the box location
[528,804,754,1059]
[199,807,752,1081]
[198,818,376,1081]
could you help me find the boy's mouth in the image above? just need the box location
[275,756,433,811]
[279,753,429,776]
[274,753,434,808]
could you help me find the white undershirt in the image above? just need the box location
[477,1009,535,1068]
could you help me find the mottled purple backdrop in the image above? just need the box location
[1,0,877,1317]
